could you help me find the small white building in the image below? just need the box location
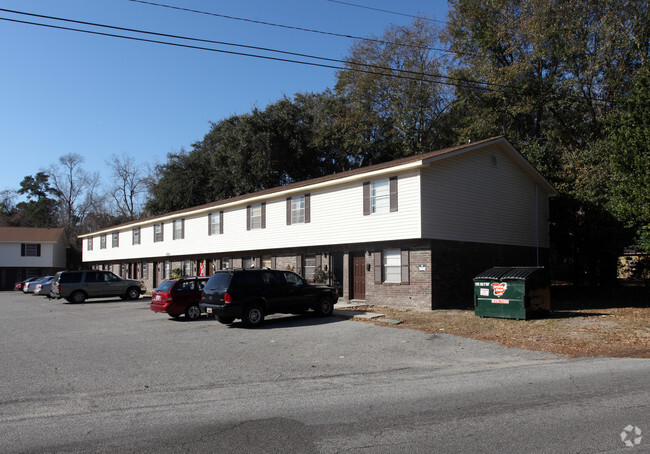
[80,137,556,309]
[0,227,69,290]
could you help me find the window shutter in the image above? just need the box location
[389,176,398,212]
[181,219,185,239]
[401,250,409,284]
[374,251,382,284]
[286,198,292,225]
[261,202,266,229]
[219,211,224,234]
[160,224,164,242]
[271,257,277,269]
[246,206,251,230]
[363,182,370,216]
[36,244,41,257]
[21,244,25,256]
[208,213,212,236]
[295,255,302,276]
[305,193,311,223]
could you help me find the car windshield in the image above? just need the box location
[156,281,174,292]
[205,273,232,290]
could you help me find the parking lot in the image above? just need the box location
[1,291,648,453]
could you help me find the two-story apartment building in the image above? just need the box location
[0,227,69,290]
[80,137,556,309]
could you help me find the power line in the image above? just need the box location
[0,8,505,91]
[127,0,457,56]
[0,15,491,92]
[326,0,448,25]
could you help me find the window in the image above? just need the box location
[141,262,148,279]
[363,177,397,215]
[112,232,119,248]
[247,203,265,230]
[132,228,141,245]
[221,258,231,270]
[100,235,106,249]
[262,255,272,269]
[21,244,41,257]
[87,238,93,251]
[183,260,191,276]
[209,211,223,235]
[173,219,184,240]
[154,223,164,242]
[243,257,255,269]
[383,249,401,283]
[164,261,171,279]
[287,195,310,225]
[303,255,316,281]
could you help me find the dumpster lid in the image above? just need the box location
[474,266,545,280]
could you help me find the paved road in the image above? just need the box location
[0,292,647,453]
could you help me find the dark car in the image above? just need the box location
[51,270,146,304]
[151,277,208,320]
[23,276,53,294]
[199,269,338,327]
[14,276,40,291]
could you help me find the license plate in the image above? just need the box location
[154,295,161,301]
[206,308,213,314]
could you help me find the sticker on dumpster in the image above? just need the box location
[491,299,509,304]
[491,282,508,297]
[480,288,490,296]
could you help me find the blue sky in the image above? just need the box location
[0,0,449,197]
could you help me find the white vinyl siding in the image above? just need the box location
[420,147,550,247]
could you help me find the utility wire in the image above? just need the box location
[0,15,492,92]
[0,8,507,91]
[326,0,448,25]
[127,0,460,56]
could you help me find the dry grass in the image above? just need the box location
[341,304,650,358]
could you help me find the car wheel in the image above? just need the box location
[216,315,235,324]
[185,304,201,321]
[70,291,87,304]
[242,304,264,328]
[127,288,141,300]
[315,298,334,317]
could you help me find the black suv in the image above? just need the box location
[200,269,338,327]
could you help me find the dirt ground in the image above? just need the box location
[339,285,650,358]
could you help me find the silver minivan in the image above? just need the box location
[52,270,146,303]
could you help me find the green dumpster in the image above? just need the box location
[473,267,550,320]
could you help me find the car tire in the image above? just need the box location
[216,315,235,324]
[242,304,264,328]
[70,291,87,304]
[168,313,181,319]
[127,288,141,300]
[314,298,334,317]
[185,304,201,321]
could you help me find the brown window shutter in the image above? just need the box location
[286,197,292,225]
[219,211,224,234]
[305,194,311,223]
[208,213,212,236]
[401,250,409,284]
[295,255,302,276]
[374,251,382,284]
[36,244,41,257]
[246,206,251,230]
[161,224,164,242]
[181,219,185,239]
[261,202,266,229]
[390,176,398,212]
[21,244,25,256]
[363,182,370,216]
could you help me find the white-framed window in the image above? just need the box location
[154,223,163,242]
[303,255,316,281]
[221,258,231,270]
[249,204,263,230]
[371,179,390,214]
[132,228,141,245]
[291,195,305,224]
[173,219,184,240]
[87,238,93,251]
[100,235,106,249]
[165,261,171,279]
[112,232,119,248]
[209,211,222,235]
[21,244,41,257]
[142,262,148,279]
[383,249,402,283]
[183,260,191,276]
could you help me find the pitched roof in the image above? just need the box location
[80,136,556,237]
[0,227,67,243]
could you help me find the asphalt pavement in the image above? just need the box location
[0,291,647,453]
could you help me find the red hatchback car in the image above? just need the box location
[150,277,208,320]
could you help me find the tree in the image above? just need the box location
[106,153,150,220]
[14,172,59,228]
[0,190,17,226]
[336,17,455,165]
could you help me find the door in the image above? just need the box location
[351,253,366,300]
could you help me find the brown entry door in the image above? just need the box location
[352,253,366,300]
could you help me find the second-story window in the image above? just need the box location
[209,211,223,235]
[247,203,265,230]
[87,238,93,251]
[112,232,119,248]
[100,235,106,249]
[173,219,184,240]
[132,228,141,245]
[154,223,164,243]
[363,177,398,215]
